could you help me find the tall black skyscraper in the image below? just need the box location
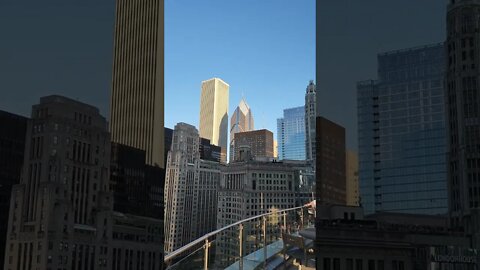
[0,110,27,267]
[446,0,480,231]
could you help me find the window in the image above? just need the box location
[346,259,353,270]
[392,260,398,270]
[323,258,331,270]
[368,260,375,270]
[356,259,363,270]
[333,258,340,270]
[378,260,384,270]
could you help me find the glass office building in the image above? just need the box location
[357,43,448,215]
[277,106,306,160]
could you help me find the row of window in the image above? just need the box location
[323,257,405,270]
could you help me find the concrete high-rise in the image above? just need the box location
[216,149,311,267]
[229,98,254,162]
[232,129,274,162]
[277,106,306,161]
[358,44,447,215]
[0,110,27,267]
[346,150,360,206]
[305,81,317,164]
[3,96,164,270]
[110,0,164,168]
[164,123,221,253]
[316,116,346,205]
[446,0,480,230]
[4,96,112,269]
[199,78,229,163]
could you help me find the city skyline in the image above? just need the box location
[165,0,315,141]
[2,0,480,269]
[0,1,447,152]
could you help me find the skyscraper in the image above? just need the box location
[216,150,310,267]
[446,0,480,229]
[229,98,254,162]
[3,96,164,270]
[110,0,164,168]
[305,80,317,163]
[358,43,448,215]
[4,96,112,269]
[164,123,221,253]
[346,150,360,206]
[199,78,230,163]
[0,110,27,267]
[316,116,346,205]
[232,129,274,161]
[277,106,306,160]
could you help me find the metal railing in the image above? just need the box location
[164,205,313,270]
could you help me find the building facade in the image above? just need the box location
[232,129,274,162]
[199,78,229,163]
[315,205,476,270]
[216,153,311,268]
[199,137,222,163]
[358,43,448,215]
[0,110,27,267]
[110,143,164,220]
[230,98,254,162]
[110,0,164,167]
[164,123,221,253]
[357,80,377,214]
[446,0,480,234]
[277,106,306,161]
[316,117,346,205]
[3,96,163,270]
[346,150,360,207]
[305,81,317,164]
[164,127,173,168]
[3,96,112,269]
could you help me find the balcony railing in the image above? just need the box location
[164,205,315,270]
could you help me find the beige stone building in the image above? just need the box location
[199,78,229,163]
[346,150,359,206]
[110,0,165,168]
[164,123,222,253]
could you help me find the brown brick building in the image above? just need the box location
[233,129,274,162]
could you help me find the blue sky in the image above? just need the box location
[165,0,315,141]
